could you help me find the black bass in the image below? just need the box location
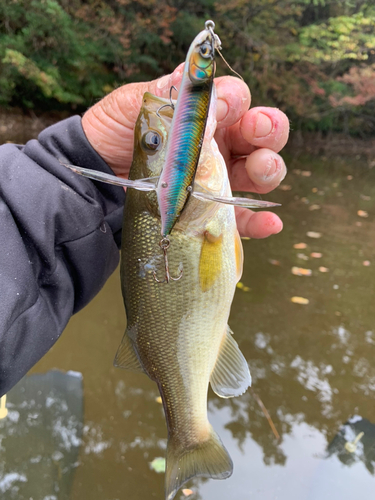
[115,88,251,500]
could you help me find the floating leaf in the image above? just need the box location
[268,259,281,266]
[319,266,329,272]
[155,396,162,404]
[363,260,371,266]
[307,231,322,239]
[347,175,353,180]
[150,457,166,473]
[278,184,292,191]
[356,221,362,227]
[241,236,250,240]
[309,204,321,211]
[237,282,251,292]
[357,210,369,218]
[311,187,318,193]
[294,242,307,249]
[360,194,371,201]
[301,197,309,204]
[292,267,312,276]
[301,171,311,177]
[182,490,194,497]
[291,296,309,305]
[297,253,309,261]
[311,252,322,258]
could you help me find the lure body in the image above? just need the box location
[157,25,217,237]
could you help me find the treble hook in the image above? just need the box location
[153,237,183,284]
[156,86,177,117]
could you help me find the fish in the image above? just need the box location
[114,87,252,500]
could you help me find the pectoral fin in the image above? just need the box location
[210,326,251,398]
[114,330,145,373]
[199,231,223,292]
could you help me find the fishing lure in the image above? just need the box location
[152,20,220,282]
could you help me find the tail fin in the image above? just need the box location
[165,426,233,500]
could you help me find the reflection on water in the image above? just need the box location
[0,371,83,500]
[2,150,375,499]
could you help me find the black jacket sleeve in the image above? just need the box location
[0,116,125,396]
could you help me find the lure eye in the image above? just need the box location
[199,42,212,59]
[141,131,161,152]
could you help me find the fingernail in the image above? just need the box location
[156,74,170,90]
[264,155,281,181]
[217,99,229,121]
[255,112,273,138]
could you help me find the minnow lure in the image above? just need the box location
[157,20,219,238]
[152,20,220,282]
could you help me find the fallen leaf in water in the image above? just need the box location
[293,169,301,175]
[292,267,312,276]
[278,184,292,191]
[294,242,307,249]
[363,260,371,266]
[241,236,250,240]
[319,266,329,272]
[311,252,322,258]
[356,221,362,227]
[150,457,166,473]
[155,396,162,404]
[301,197,309,204]
[309,204,321,211]
[237,282,251,292]
[301,171,311,177]
[357,210,369,218]
[360,194,371,201]
[312,187,318,193]
[268,259,281,266]
[307,231,322,239]
[332,182,338,188]
[335,311,342,316]
[182,490,194,497]
[347,175,353,180]
[297,253,309,260]
[291,296,309,305]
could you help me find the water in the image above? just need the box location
[2,132,375,499]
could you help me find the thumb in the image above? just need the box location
[82,64,184,172]
[98,63,185,131]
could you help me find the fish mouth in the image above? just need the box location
[142,92,175,118]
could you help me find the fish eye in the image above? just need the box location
[141,131,161,152]
[199,42,212,59]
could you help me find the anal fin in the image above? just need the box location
[114,330,145,373]
[210,326,251,398]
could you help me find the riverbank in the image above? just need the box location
[1,108,375,162]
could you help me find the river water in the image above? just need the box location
[1,139,375,499]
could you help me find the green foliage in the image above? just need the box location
[0,0,375,134]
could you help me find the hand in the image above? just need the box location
[82,64,289,239]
